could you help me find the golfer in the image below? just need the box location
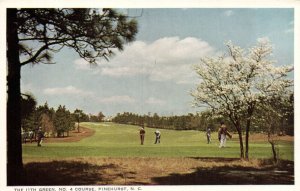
[154,129,161,144]
[139,126,146,145]
[206,128,211,144]
[37,127,44,147]
[218,122,232,148]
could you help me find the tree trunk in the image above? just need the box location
[7,9,24,185]
[230,117,245,159]
[237,127,245,159]
[245,118,251,160]
[77,121,80,133]
[268,128,278,163]
[245,106,254,160]
[270,141,277,163]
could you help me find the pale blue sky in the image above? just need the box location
[21,8,294,116]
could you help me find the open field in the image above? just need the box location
[23,122,294,160]
[22,122,294,185]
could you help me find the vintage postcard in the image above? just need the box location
[1,0,299,191]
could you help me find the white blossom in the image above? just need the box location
[191,39,293,121]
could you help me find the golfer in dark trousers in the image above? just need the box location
[37,127,44,147]
[154,129,161,144]
[140,126,145,145]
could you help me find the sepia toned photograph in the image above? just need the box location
[1,0,298,190]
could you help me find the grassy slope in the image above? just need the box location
[22,122,294,160]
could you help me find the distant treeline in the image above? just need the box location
[112,112,229,131]
[112,109,294,135]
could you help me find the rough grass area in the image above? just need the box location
[23,157,294,185]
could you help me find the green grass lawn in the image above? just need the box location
[22,122,294,160]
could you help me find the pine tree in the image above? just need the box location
[7,8,137,184]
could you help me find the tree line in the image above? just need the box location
[21,94,105,138]
[112,112,222,131]
[112,97,293,136]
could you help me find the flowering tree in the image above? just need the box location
[191,38,293,159]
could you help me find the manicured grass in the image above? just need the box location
[22,122,294,160]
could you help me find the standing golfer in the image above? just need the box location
[37,127,44,147]
[154,129,161,144]
[140,126,146,145]
[218,122,232,148]
[206,128,211,144]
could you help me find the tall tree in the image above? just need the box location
[73,109,85,132]
[39,113,55,137]
[191,39,293,159]
[54,105,73,137]
[6,8,137,185]
[97,112,105,122]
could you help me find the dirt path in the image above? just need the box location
[23,157,294,185]
[43,126,95,143]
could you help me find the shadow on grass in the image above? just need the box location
[24,160,118,185]
[23,158,294,185]
[152,159,294,185]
